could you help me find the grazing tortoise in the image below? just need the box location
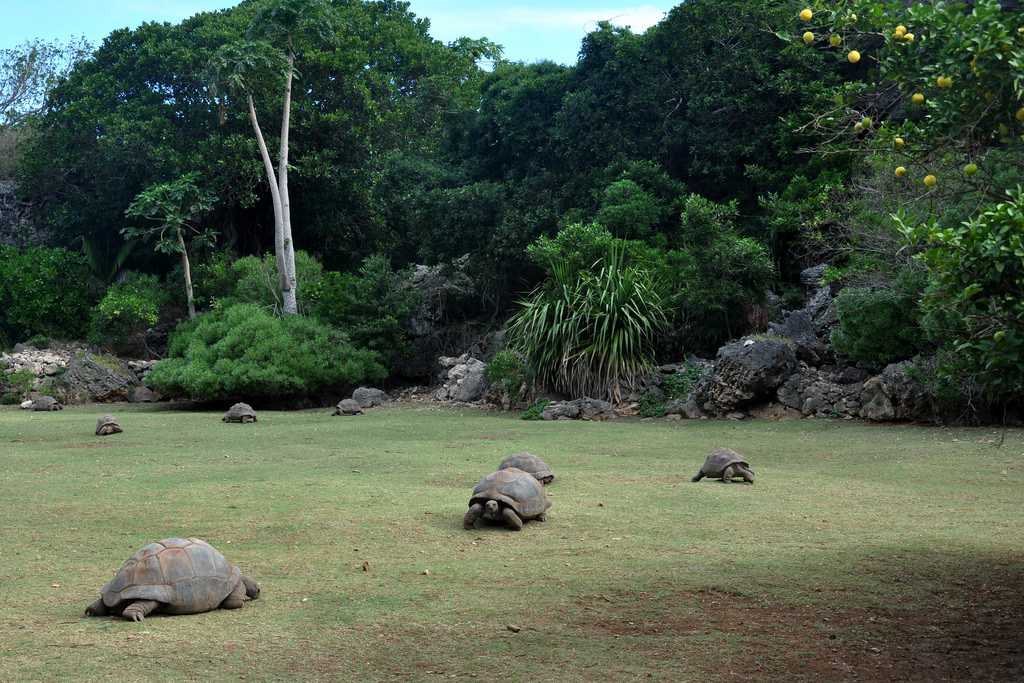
[223,403,257,424]
[95,415,123,436]
[85,538,260,622]
[333,399,363,416]
[692,448,755,484]
[498,452,554,485]
[31,396,63,412]
[464,467,551,531]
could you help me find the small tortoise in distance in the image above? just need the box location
[32,396,63,411]
[464,468,551,531]
[498,452,554,485]
[333,399,363,416]
[95,415,123,436]
[692,448,755,484]
[223,403,257,424]
[85,538,259,622]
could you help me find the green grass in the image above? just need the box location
[1,405,1022,681]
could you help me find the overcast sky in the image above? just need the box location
[2,1,677,64]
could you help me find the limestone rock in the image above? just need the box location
[696,338,797,414]
[352,387,388,408]
[541,397,615,421]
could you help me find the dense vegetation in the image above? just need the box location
[1,0,1021,415]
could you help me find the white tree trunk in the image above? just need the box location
[247,94,289,313]
[277,54,298,315]
[177,227,196,320]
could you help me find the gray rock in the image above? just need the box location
[800,264,828,287]
[129,386,160,403]
[777,366,862,418]
[696,338,797,414]
[454,359,488,402]
[859,361,932,422]
[768,310,828,365]
[541,397,615,421]
[58,352,138,403]
[352,387,388,408]
[859,377,895,421]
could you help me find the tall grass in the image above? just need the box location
[508,247,668,402]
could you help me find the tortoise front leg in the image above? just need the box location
[220,580,247,609]
[720,465,735,483]
[122,600,160,622]
[737,466,755,484]
[463,503,483,530]
[691,470,706,482]
[85,598,108,617]
[502,507,524,531]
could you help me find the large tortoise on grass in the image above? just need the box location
[464,468,551,531]
[95,415,122,436]
[223,403,257,424]
[32,396,63,412]
[498,452,554,485]
[85,538,260,622]
[692,448,755,484]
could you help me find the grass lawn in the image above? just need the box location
[1,404,1022,682]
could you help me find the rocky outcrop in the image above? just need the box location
[352,386,388,408]
[57,352,140,403]
[776,365,862,418]
[433,354,489,403]
[541,397,615,421]
[695,338,798,414]
[859,361,932,422]
[0,181,47,248]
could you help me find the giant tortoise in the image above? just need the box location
[692,448,755,484]
[464,468,551,531]
[95,415,123,436]
[85,538,260,622]
[498,452,554,485]
[223,403,257,424]
[31,396,63,412]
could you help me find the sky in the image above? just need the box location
[1,1,679,65]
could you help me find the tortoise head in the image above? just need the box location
[241,575,261,600]
[485,500,500,515]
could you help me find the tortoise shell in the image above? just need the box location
[333,399,363,416]
[223,403,257,423]
[32,396,62,411]
[99,538,241,614]
[96,415,122,436]
[470,468,551,520]
[698,448,751,478]
[498,452,554,484]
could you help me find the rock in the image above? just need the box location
[777,366,862,418]
[433,354,489,403]
[664,397,706,419]
[748,403,802,420]
[541,397,615,421]
[859,361,932,422]
[726,412,747,421]
[696,338,797,414]
[128,386,160,403]
[506,624,521,633]
[768,310,829,365]
[19,399,32,410]
[800,264,829,287]
[352,387,388,408]
[57,352,138,403]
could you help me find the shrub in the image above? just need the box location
[637,394,666,418]
[520,399,550,421]
[508,247,669,402]
[195,251,327,314]
[0,369,35,404]
[147,303,386,400]
[663,362,704,400]
[485,350,529,406]
[0,246,98,343]
[831,278,926,367]
[89,273,168,353]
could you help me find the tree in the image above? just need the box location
[124,174,216,319]
[0,37,90,126]
[209,0,335,315]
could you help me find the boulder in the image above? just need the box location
[541,397,615,421]
[768,310,829,365]
[57,352,139,403]
[777,366,862,418]
[352,387,388,408]
[433,355,489,403]
[129,386,160,403]
[860,361,932,422]
[664,397,706,419]
[696,338,797,414]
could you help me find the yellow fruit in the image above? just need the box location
[800,8,813,21]
[1016,107,1024,122]
[923,174,937,187]
[861,116,873,129]
[895,166,907,178]
[895,25,907,36]
[803,31,815,45]
[830,34,842,47]
[963,163,978,176]
[847,50,861,64]
[937,76,953,89]
[912,93,925,105]
[894,137,905,148]
[853,122,864,133]
[903,33,915,43]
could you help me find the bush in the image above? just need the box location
[485,350,529,406]
[0,246,98,343]
[89,273,168,353]
[831,279,925,367]
[195,251,327,314]
[520,399,550,421]
[147,304,386,400]
[0,369,35,404]
[509,246,669,401]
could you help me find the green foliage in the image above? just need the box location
[484,350,529,406]
[637,394,666,418]
[89,273,168,353]
[831,281,925,366]
[900,188,1024,401]
[198,250,326,314]
[663,363,705,401]
[124,173,216,255]
[595,180,663,238]
[0,246,98,343]
[0,369,34,404]
[147,303,385,400]
[520,399,550,421]
[508,247,669,401]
